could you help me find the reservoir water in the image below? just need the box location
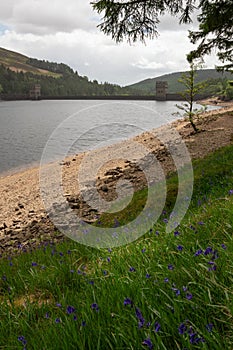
[0,99,218,175]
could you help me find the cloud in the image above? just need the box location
[132,58,166,70]
[0,0,98,34]
[0,2,220,85]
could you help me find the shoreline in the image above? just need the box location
[0,103,232,254]
[0,100,223,180]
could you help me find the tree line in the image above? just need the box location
[0,63,139,98]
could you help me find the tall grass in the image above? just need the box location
[0,144,232,349]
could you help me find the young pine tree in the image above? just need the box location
[175,60,207,133]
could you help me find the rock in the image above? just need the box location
[12,220,21,225]
[101,185,108,192]
[0,223,7,230]
[70,203,80,209]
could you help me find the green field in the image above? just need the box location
[0,144,232,349]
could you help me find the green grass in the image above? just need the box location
[0,144,233,349]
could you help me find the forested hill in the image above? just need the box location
[0,47,136,97]
[0,47,232,98]
[127,69,232,95]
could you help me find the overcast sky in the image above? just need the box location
[0,0,220,86]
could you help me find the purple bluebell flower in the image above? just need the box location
[178,323,187,335]
[18,336,27,346]
[188,326,194,335]
[66,305,76,314]
[155,230,159,235]
[124,298,133,306]
[91,303,99,311]
[164,277,169,283]
[154,322,161,332]
[142,248,146,253]
[73,315,77,321]
[89,280,94,285]
[172,288,180,296]
[206,323,213,332]
[56,303,62,308]
[183,286,188,292]
[129,267,136,272]
[146,273,151,279]
[204,247,213,255]
[189,333,205,344]
[163,218,168,223]
[107,257,111,262]
[31,262,37,266]
[221,244,227,250]
[229,189,233,195]
[135,307,145,328]
[45,312,50,319]
[212,250,219,260]
[194,249,203,256]
[168,264,174,270]
[138,319,145,328]
[142,337,153,349]
[198,221,205,225]
[208,262,217,271]
[174,230,180,236]
[186,293,193,300]
[135,307,143,320]
[177,245,183,251]
[55,318,61,323]
[81,320,86,326]
[103,270,108,276]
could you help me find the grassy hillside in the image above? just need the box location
[0,144,232,349]
[128,69,232,94]
[0,47,61,78]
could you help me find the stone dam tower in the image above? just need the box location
[156,81,168,100]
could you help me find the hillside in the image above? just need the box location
[0,47,135,97]
[127,69,232,94]
[0,47,61,78]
